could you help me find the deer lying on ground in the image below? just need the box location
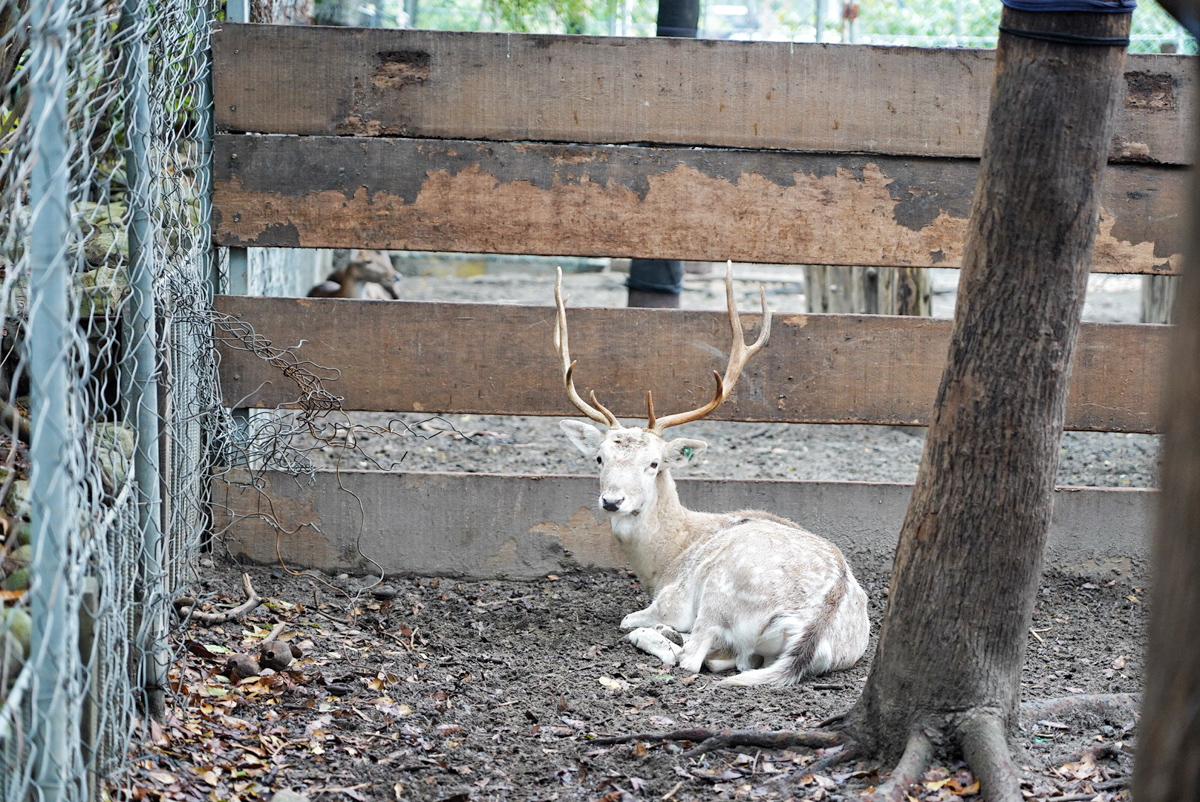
[554,265,869,686]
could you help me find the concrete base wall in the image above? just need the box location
[213,470,1154,582]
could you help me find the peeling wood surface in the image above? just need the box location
[212,23,1194,165]
[212,135,1183,273]
[212,469,1154,581]
[213,296,1168,433]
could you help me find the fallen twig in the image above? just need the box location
[1047,781,1128,802]
[180,573,262,625]
[261,621,290,644]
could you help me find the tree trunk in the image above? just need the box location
[1133,56,1200,802]
[626,0,698,308]
[803,265,870,313]
[846,8,1130,798]
[1141,274,1177,323]
[803,266,931,316]
[655,0,698,36]
[881,267,932,316]
[1,0,29,150]
[1,0,27,101]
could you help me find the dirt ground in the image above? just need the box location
[121,267,1153,800]
[122,555,1144,802]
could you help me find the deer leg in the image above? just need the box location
[678,631,716,675]
[622,583,697,633]
[627,627,683,666]
[620,606,661,630]
[704,654,738,674]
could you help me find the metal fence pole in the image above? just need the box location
[26,0,75,795]
[120,0,167,721]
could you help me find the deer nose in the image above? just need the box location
[601,496,623,512]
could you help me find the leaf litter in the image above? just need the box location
[109,560,1145,801]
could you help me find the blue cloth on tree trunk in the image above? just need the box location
[1000,0,1134,12]
[627,259,685,295]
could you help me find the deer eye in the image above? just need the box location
[596,456,603,464]
[649,461,659,469]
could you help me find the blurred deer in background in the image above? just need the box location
[556,264,869,686]
[308,249,401,299]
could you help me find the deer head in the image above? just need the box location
[555,263,771,519]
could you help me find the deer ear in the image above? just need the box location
[665,438,707,468]
[560,420,604,456]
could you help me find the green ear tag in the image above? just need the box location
[682,447,693,459]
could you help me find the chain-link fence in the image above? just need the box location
[1,0,386,782]
[0,0,224,794]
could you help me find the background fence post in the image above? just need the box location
[225,0,249,298]
[26,0,77,794]
[120,0,167,721]
[225,0,253,465]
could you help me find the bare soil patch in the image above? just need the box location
[126,557,1143,801]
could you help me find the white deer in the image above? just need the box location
[554,265,869,686]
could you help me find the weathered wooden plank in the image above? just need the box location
[212,23,1194,165]
[213,296,1168,433]
[212,135,1183,274]
[213,469,1154,581]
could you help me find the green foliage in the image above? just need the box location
[412,0,655,35]
[856,0,1000,42]
[498,0,594,32]
[765,0,1189,51]
[414,0,1190,51]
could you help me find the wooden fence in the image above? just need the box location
[211,22,1188,580]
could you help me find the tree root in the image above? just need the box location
[178,573,262,625]
[958,710,1023,802]
[1019,692,1139,726]
[593,727,845,758]
[591,693,1140,799]
[860,729,933,802]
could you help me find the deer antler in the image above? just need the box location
[648,262,771,435]
[554,268,619,427]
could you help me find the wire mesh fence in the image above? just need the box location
[0,0,223,795]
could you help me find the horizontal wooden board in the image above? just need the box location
[213,296,1168,433]
[212,135,1183,273]
[213,23,1194,165]
[213,469,1154,581]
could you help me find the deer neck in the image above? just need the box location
[609,470,725,596]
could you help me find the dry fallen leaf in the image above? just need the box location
[597,676,628,692]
